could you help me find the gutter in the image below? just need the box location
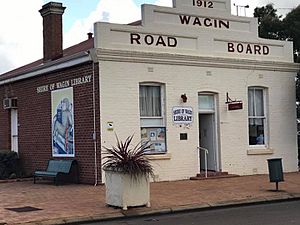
[0,51,92,86]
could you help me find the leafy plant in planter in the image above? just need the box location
[102,134,154,210]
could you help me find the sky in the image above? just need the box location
[0,0,299,74]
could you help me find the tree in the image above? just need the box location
[253,4,284,40]
[254,4,300,118]
[282,5,300,62]
[283,6,300,104]
[254,4,300,62]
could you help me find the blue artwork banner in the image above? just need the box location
[51,87,75,157]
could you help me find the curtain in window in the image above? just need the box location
[248,88,264,117]
[248,89,255,116]
[255,89,264,116]
[140,86,161,117]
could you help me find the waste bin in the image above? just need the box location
[267,158,284,191]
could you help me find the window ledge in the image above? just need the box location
[146,153,171,160]
[247,148,274,155]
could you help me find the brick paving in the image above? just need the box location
[0,172,299,225]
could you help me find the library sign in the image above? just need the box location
[36,75,92,93]
[172,106,193,124]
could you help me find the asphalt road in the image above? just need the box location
[85,200,300,225]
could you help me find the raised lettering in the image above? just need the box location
[193,17,202,26]
[56,80,70,89]
[130,33,141,44]
[168,37,177,47]
[237,44,243,53]
[254,45,261,55]
[214,19,218,28]
[49,83,55,90]
[37,85,49,93]
[192,0,214,8]
[179,15,191,24]
[227,42,270,56]
[156,36,166,46]
[228,43,234,52]
[130,33,177,48]
[263,46,269,55]
[204,18,212,27]
[144,35,154,45]
[245,44,252,54]
[196,0,203,7]
[219,20,229,29]
[207,1,213,8]
[179,15,229,30]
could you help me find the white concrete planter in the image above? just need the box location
[105,169,151,210]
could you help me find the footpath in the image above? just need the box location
[0,172,299,225]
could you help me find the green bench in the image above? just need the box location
[33,159,79,185]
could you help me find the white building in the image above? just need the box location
[94,0,299,181]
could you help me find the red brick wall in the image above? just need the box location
[0,87,10,150]
[0,62,101,184]
[42,12,64,61]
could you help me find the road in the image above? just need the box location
[85,200,300,225]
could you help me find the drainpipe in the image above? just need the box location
[87,47,99,186]
[92,61,98,186]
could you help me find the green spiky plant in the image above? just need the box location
[102,134,154,180]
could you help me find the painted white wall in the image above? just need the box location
[96,0,299,182]
[99,61,298,181]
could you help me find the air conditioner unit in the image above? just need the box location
[3,98,18,110]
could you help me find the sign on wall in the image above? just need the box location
[51,87,75,157]
[141,127,166,153]
[172,106,193,124]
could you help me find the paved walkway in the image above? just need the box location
[0,172,300,225]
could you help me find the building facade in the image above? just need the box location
[0,2,101,184]
[94,0,299,181]
[0,0,299,184]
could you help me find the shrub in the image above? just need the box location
[0,151,21,179]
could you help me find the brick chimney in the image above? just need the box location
[39,2,65,62]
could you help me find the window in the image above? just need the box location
[248,87,267,146]
[198,94,215,112]
[139,84,166,154]
[139,85,161,117]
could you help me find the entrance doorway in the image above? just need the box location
[198,94,219,172]
[11,109,18,153]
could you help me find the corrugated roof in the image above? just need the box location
[0,37,94,82]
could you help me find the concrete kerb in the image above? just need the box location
[51,195,300,225]
[6,180,300,225]
[23,213,125,225]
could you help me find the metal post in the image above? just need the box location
[204,150,208,178]
[233,3,249,16]
[198,147,209,178]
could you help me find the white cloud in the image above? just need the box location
[0,0,43,74]
[154,0,172,7]
[231,0,260,16]
[258,0,299,16]
[64,0,141,48]
[64,0,174,48]
[0,0,173,74]
[1,0,298,74]
[232,0,299,17]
